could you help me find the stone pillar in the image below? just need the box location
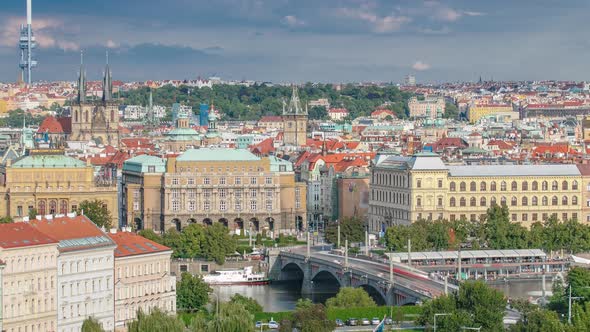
[300,263,313,296]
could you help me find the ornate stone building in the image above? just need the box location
[369,152,584,232]
[70,56,119,146]
[0,149,118,220]
[121,148,307,235]
[282,87,308,146]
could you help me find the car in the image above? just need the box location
[384,317,393,325]
[361,318,371,326]
[371,317,381,325]
[347,318,358,326]
[255,321,262,328]
[335,319,344,327]
[268,321,279,329]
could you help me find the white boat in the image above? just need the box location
[203,266,269,285]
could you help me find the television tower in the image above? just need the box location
[19,0,37,86]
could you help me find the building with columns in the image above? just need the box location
[121,148,306,235]
[0,149,118,221]
[0,223,59,332]
[369,152,583,232]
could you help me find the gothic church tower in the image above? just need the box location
[282,86,308,146]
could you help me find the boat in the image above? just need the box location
[202,266,269,285]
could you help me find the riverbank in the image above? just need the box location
[254,305,422,322]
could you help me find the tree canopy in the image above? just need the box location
[81,317,105,332]
[324,216,365,245]
[176,272,212,312]
[325,287,376,308]
[279,301,334,332]
[228,294,263,315]
[189,301,255,332]
[127,308,185,332]
[76,199,113,229]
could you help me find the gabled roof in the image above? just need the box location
[0,223,58,249]
[107,231,171,258]
[12,154,87,168]
[37,116,64,134]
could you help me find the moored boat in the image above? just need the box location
[203,266,269,285]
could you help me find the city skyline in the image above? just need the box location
[0,0,589,83]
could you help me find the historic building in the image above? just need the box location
[70,56,120,146]
[107,230,176,331]
[408,96,445,119]
[369,152,583,232]
[121,148,306,235]
[282,87,308,147]
[161,114,202,152]
[28,214,117,332]
[0,149,118,220]
[0,223,59,332]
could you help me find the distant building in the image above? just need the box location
[107,230,176,331]
[328,108,349,121]
[308,98,330,109]
[199,103,209,127]
[408,96,445,119]
[282,87,308,147]
[404,75,416,86]
[0,223,59,332]
[467,104,517,123]
[121,148,307,235]
[258,116,284,131]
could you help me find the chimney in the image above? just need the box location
[109,228,117,234]
[66,212,77,218]
[35,215,42,220]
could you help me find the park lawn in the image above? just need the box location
[253,305,422,323]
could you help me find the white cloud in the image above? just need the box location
[337,7,411,33]
[281,15,305,28]
[106,39,119,48]
[0,16,78,50]
[412,61,431,71]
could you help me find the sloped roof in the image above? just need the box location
[37,116,64,134]
[12,154,87,168]
[107,231,171,258]
[177,148,260,162]
[0,223,58,249]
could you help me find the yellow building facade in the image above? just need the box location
[467,104,517,123]
[0,150,118,220]
[369,153,583,232]
[121,148,307,235]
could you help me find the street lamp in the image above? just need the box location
[210,292,220,316]
[433,313,451,332]
[568,285,590,324]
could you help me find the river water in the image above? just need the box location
[212,278,552,312]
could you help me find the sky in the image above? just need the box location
[0,0,589,83]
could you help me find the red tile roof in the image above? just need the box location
[28,215,114,252]
[107,231,171,257]
[0,223,58,249]
[250,138,275,156]
[57,117,72,133]
[37,116,65,134]
[259,116,283,123]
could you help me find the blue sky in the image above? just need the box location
[0,0,588,83]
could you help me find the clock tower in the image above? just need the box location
[282,86,308,146]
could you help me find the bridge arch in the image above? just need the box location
[280,262,305,285]
[359,283,387,306]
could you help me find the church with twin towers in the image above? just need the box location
[70,52,120,146]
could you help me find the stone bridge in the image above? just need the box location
[270,251,445,306]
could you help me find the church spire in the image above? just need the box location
[102,50,112,102]
[285,85,304,115]
[78,50,86,103]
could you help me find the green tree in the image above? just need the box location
[568,267,590,305]
[76,199,113,229]
[255,233,262,246]
[280,302,334,332]
[444,102,459,119]
[0,216,13,224]
[177,272,212,312]
[181,223,206,258]
[81,317,105,332]
[228,294,262,315]
[509,307,569,332]
[325,287,376,308]
[202,223,237,264]
[138,229,162,243]
[162,228,184,258]
[325,217,365,245]
[308,106,328,120]
[128,308,185,332]
[200,301,255,332]
[28,208,38,220]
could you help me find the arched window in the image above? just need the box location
[470,197,476,207]
[491,197,497,205]
[85,111,89,123]
[460,197,466,207]
[59,200,68,214]
[522,197,528,206]
[470,181,476,191]
[49,200,57,214]
[532,181,538,190]
[562,196,568,205]
[416,197,422,207]
[501,197,507,206]
[450,182,456,192]
[110,109,115,122]
[542,196,548,206]
[38,200,46,215]
[532,196,538,206]
[562,181,569,190]
[74,110,78,122]
[501,181,507,191]
[511,196,517,206]
[573,196,578,205]
[480,197,486,206]
[450,197,456,207]
[480,182,487,191]
[552,181,558,191]
[542,181,548,190]
[551,196,558,206]
[511,181,518,191]
[490,181,497,191]
[522,182,528,191]
[573,181,579,190]
[460,182,466,191]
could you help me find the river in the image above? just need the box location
[212,278,553,312]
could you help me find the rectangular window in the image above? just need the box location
[250,200,257,211]
[573,213,578,220]
[235,177,241,185]
[203,189,211,199]
[188,201,195,211]
[265,177,272,184]
[200,265,209,273]
[563,213,568,221]
[511,214,517,221]
[417,179,422,188]
[133,201,140,211]
[204,201,210,210]
[172,200,180,211]
[235,189,242,198]
[532,213,538,221]
[17,206,23,216]
[296,198,301,209]
[438,179,443,188]
[250,189,257,198]
[522,214,528,222]
[220,201,226,211]
[188,189,196,199]
[172,178,179,185]
[188,178,194,185]
[171,189,180,199]
[266,200,272,211]
[235,201,242,211]
[450,214,456,221]
[148,166,155,173]
[266,189,273,198]
[220,177,226,185]
[251,177,257,185]
[180,265,188,272]
[219,189,227,198]
[204,178,210,185]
